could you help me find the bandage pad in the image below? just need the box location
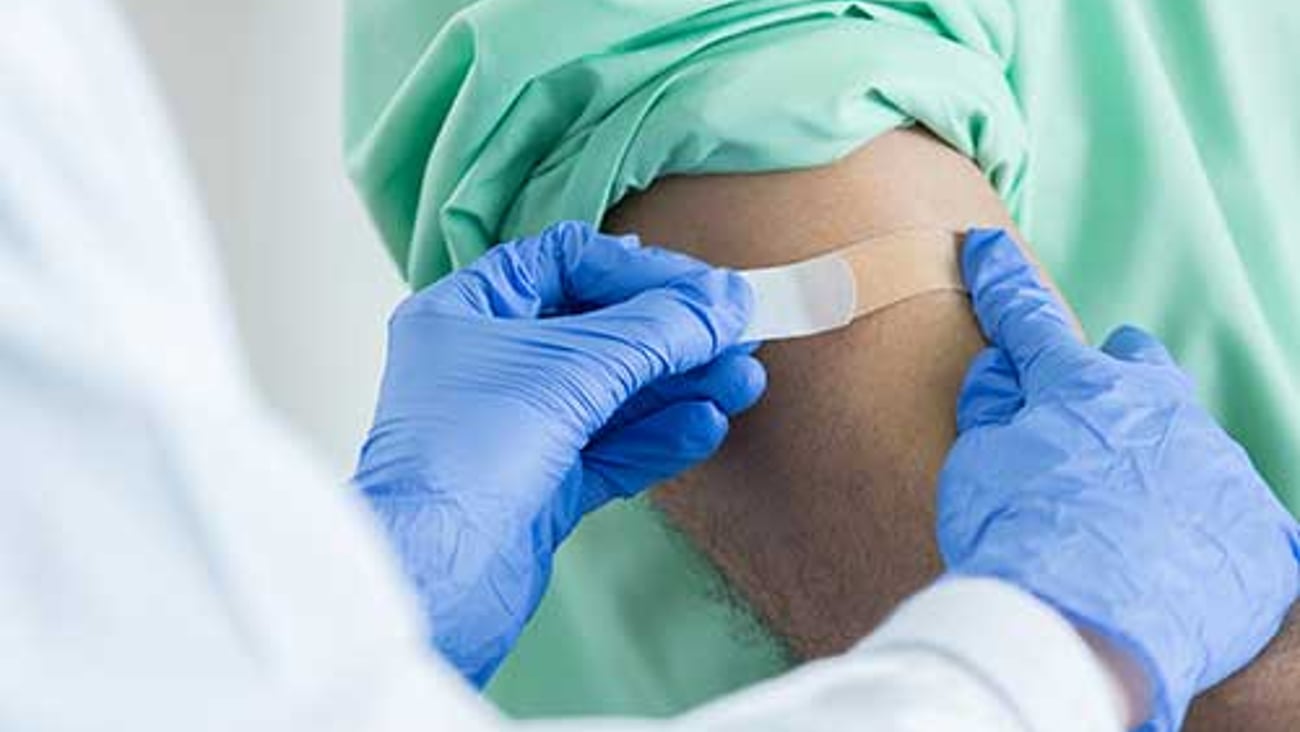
[739,229,965,342]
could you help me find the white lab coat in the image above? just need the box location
[0,2,1126,730]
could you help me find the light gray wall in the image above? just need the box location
[117,1,406,474]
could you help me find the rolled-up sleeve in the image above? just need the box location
[344,0,1028,288]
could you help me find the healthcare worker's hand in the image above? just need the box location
[939,230,1300,732]
[354,221,764,687]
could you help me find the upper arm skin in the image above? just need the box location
[604,127,1300,731]
[604,127,1008,657]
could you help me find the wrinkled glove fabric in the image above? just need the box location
[942,230,1300,732]
[354,222,761,685]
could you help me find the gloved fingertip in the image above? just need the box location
[584,399,731,498]
[965,226,1011,248]
[961,228,1017,283]
[678,401,731,456]
[960,229,1079,380]
[1101,325,1174,367]
[1101,323,1151,347]
[633,399,731,462]
[963,228,1038,306]
[710,354,767,416]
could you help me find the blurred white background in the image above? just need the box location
[118,1,406,474]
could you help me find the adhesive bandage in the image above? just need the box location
[739,229,965,342]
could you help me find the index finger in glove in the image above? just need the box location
[962,229,1085,382]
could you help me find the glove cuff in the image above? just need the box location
[1059,615,1189,732]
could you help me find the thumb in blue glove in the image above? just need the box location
[939,229,1300,732]
[354,221,765,685]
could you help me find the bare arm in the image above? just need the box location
[605,127,1008,655]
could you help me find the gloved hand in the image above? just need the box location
[939,229,1300,732]
[354,221,765,686]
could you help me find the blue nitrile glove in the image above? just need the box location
[354,221,765,686]
[939,229,1300,732]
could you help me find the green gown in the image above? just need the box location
[344,0,1300,716]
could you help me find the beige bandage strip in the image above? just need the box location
[739,229,965,342]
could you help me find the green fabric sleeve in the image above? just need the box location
[344,0,1026,288]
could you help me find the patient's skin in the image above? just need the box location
[605,127,1006,654]
[605,127,1300,729]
